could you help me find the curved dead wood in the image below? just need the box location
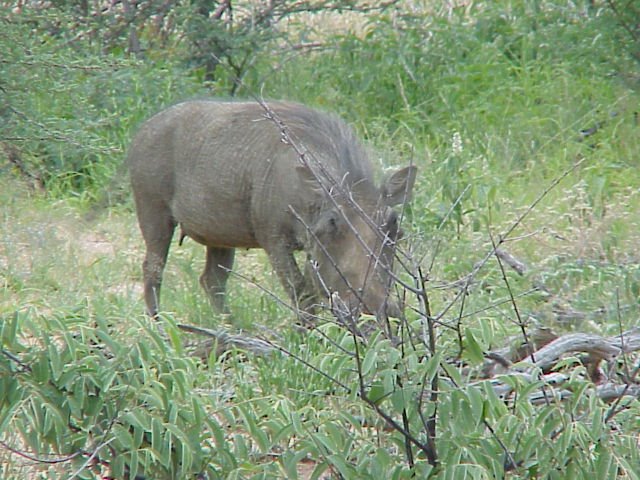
[517,333,622,371]
[177,323,275,357]
[479,328,640,404]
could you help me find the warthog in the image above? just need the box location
[127,100,416,320]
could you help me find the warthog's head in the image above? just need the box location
[299,165,417,318]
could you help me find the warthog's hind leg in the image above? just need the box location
[140,216,176,318]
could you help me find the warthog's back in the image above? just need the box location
[127,100,374,249]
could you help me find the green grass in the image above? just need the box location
[2,137,639,478]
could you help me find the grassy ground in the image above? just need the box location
[2,123,639,478]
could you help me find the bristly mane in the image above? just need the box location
[271,102,375,188]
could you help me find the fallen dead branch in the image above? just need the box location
[177,323,276,358]
[479,328,640,404]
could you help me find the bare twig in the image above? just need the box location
[0,439,82,465]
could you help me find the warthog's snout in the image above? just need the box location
[340,291,402,319]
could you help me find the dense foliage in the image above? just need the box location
[1,1,639,478]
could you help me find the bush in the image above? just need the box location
[0,6,207,200]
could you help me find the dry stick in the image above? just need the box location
[176,323,275,356]
[68,439,115,480]
[350,327,435,466]
[605,294,635,423]
[454,283,468,359]
[418,266,439,467]
[480,330,640,405]
[490,232,551,407]
[515,333,622,371]
[494,248,527,276]
[0,439,83,465]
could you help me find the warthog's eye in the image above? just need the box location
[313,209,345,240]
[384,210,399,238]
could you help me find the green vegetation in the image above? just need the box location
[2,1,639,478]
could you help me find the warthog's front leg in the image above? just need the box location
[140,217,176,318]
[265,245,318,322]
[200,246,235,313]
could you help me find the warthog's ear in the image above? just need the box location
[297,165,324,198]
[381,166,417,206]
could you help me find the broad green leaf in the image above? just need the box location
[48,343,62,382]
[112,455,126,479]
[595,443,614,480]
[466,385,484,427]
[617,456,640,480]
[441,360,463,387]
[113,424,134,450]
[311,460,330,480]
[181,439,194,474]
[422,352,442,385]
[464,328,484,364]
[280,450,300,479]
[390,389,408,413]
[151,417,163,456]
[291,410,304,435]
[361,347,378,377]
[1,311,19,344]
[327,453,353,479]
[367,381,387,405]
[101,369,118,393]
[129,449,140,480]
[31,356,50,383]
